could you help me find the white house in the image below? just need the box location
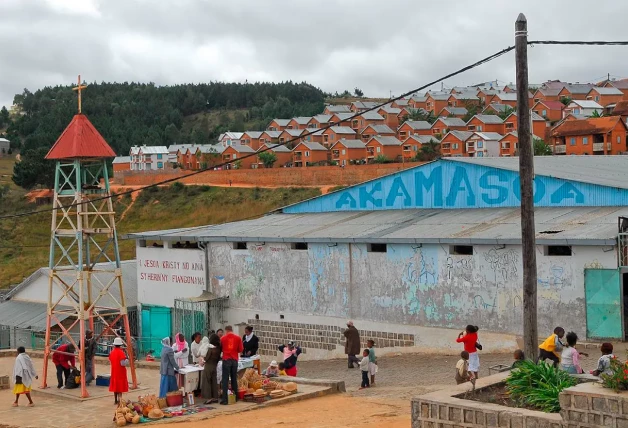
[129,145,169,171]
[466,132,503,157]
[217,132,244,147]
[0,138,9,155]
[563,100,603,118]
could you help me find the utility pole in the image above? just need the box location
[515,13,538,360]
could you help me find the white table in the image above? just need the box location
[178,365,204,394]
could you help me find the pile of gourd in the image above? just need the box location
[114,401,140,426]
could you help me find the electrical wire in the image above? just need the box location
[0,44,516,221]
[2,39,628,223]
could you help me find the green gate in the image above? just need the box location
[141,305,172,356]
[585,268,623,339]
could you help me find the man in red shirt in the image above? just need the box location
[220,325,243,405]
[52,343,76,389]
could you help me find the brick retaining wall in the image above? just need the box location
[113,162,424,187]
[560,382,628,427]
[247,318,415,356]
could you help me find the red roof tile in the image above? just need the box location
[551,116,626,137]
[45,114,116,160]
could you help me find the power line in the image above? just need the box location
[0,44,516,222]
[2,39,628,223]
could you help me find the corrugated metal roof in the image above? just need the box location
[366,124,394,134]
[402,121,431,130]
[474,115,504,124]
[46,114,117,160]
[5,261,138,308]
[297,141,327,151]
[590,87,623,95]
[0,301,69,330]
[360,111,385,120]
[311,115,332,123]
[325,105,351,113]
[332,139,366,149]
[435,117,466,127]
[283,129,305,137]
[261,143,291,153]
[130,145,169,155]
[440,107,468,115]
[243,131,264,138]
[369,136,402,146]
[270,119,291,126]
[571,100,603,109]
[263,130,282,138]
[125,206,626,246]
[113,156,130,164]
[329,126,356,135]
[448,156,628,189]
[472,132,504,141]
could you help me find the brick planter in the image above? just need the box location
[560,382,628,427]
[412,372,562,428]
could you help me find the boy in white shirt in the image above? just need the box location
[359,349,370,390]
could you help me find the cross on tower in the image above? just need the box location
[72,75,88,114]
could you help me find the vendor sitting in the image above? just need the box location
[242,326,259,357]
[264,360,280,377]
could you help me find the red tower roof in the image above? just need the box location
[45,114,116,160]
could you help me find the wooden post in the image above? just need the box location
[515,14,538,360]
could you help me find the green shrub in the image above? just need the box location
[171,182,185,191]
[505,360,577,413]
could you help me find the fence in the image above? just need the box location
[173,297,229,341]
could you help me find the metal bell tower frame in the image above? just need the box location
[41,76,137,398]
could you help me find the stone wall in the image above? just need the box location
[113,162,423,187]
[560,382,628,428]
[247,318,415,356]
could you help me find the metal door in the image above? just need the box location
[585,269,623,339]
[141,305,172,355]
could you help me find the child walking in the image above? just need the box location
[590,342,614,377]
[537,327,565,367]
[455,351,474,385]
[12,347,38,407]
[560,332,588,374]
[359,349,370,389]
[456,325,480,379]
[367,340,378,386]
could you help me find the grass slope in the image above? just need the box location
[0,179,319,288]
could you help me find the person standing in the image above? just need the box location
[456,325,480,379]
[278,341,302,377]
[343,321,361,369]
[81,330,97,386]
[159,338,180,398]
[173,333,190,367]
[219,325,243,405]
[12,347,37,407]
[108,337,129,405]
[242,326,259,357]
[201,334,221,404]
[190,332,204,364]
[52,343,76,389]
[359,349,370,390]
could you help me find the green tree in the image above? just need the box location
[0,106,9,128]
[497,106,516,120]
[372,154,390,164]
[589,110,603,118]
[191,128,206,146]
[533,138,552,155]
[164,123,180,144]
[354,87,364,97]
[258,151,277,168]
[414,140,441,161]
[12,147,55,189]
[559,96,572,106]
[401,108,436,125]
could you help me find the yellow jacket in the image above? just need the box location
[539,333,561,358]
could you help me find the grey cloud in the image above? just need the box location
[2,0,628,109]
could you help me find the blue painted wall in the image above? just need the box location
[283,159,628,213]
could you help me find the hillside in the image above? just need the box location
[0,170,320,288]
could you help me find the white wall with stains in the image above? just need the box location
[139,241,618,354]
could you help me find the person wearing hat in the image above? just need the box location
[108,337,129,404]
[343,321,361,369]
[277,341,302,377]
[264,360,280,377]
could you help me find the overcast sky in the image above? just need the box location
[2,0,628,109]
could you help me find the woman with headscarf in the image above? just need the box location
[173,333,189,387]
[108,337,129,405]
[12,347,37,407]
[201,334,221,404]
[159,337,180,398]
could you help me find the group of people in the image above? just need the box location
[538,327,615,376]
[453,324,618,386]
[158,325,303,406]
[343,320,379,389]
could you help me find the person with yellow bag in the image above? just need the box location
[537,327,565,367]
